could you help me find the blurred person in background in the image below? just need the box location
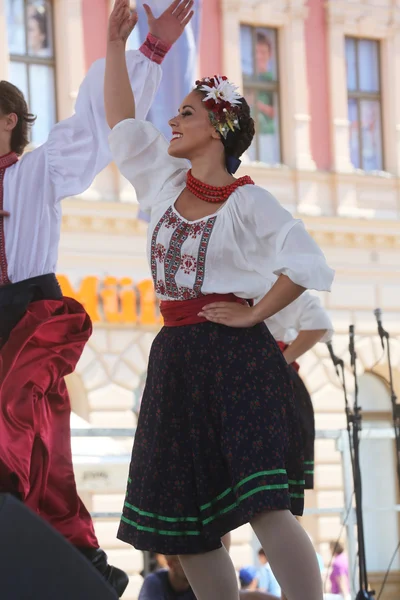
[257,549,281,597]
[139,554,278,600]
[139,555,196,600]
[263,290,333,492]
[329,542,350,600]
[239,566,259,591]
[27,4,50,56]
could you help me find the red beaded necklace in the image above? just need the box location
[186,169,254,203]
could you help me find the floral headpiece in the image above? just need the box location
[195,75,243,139]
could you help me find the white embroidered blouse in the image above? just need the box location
[109,119,335,301]
[2,50,161,284]
[264,291,334,344]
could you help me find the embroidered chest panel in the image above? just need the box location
[150,206,217,300]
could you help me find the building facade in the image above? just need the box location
[1,0,400,598]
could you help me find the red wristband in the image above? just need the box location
[139,33,171,65]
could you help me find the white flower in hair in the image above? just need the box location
[200,76,242,107]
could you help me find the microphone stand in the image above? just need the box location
[327,336,374,599]
[348,326,374,600]
[374,313,400,492]
[326,342,354,472]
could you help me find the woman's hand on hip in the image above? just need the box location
[198,302,259,328]
[144,0,194,46]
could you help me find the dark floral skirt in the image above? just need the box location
[289,368,315,490]
[118,322,305,554]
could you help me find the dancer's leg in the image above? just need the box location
[251,510,322,600]
[39,381,99,547]
[222,532,232,552]
[39,381,129,597]
[179,546,240,600]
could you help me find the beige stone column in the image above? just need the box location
[280,2,316,171]
[325,6,353,173]
[53,0,86,120]
[381,26,400,177]
[0,0,9,80]
[221,0,243,86]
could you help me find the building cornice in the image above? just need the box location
[223,0,308,25]
[325,0,400,36]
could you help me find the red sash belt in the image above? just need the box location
[277,341,300,372]
[160,293,249,327]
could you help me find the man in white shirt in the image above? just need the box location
[0,1,193,596]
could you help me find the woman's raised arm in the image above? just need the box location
[105,0,194,129]
[105,0,138,128]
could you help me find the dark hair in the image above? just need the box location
[331,541,344,555]
[257,31,272,52]
[258,548,266,557]
[0,81,36,155]
[222,97,255,160]
[195,87,255,161]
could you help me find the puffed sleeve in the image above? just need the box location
[45,50,162,203]
[239,186,334,291]
[271,292,334,343]
[108,119,188,214]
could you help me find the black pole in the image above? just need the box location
[349,325,374,600]
[326,342,354,473]
[373,309,400,491]
[327,335,374,600]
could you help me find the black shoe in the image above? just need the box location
[105,565,130,597]
[78,547,129,598]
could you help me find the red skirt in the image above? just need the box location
[0,297,98,547]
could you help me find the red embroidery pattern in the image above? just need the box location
[189,221,206,239]
[180,254,197,275]
[193,217,217,296]
[150,208,170,289]
[163,220,191,298]
[155,243,166,263]
[155,280,166,296]
[0,168,11,286]
[178,287,197,300]
[150,206,217,300]
[165,211,180,229]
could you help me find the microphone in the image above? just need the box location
[349,325,356,367]
[326,342,344,368]
[374,308,387,349]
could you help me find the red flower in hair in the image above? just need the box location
[196,76,243,138]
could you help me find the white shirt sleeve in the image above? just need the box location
[268,292,334,343]
[108,119,188,214]
[246,187,335,292]
[44,50,162,203]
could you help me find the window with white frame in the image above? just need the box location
[240,25,281,165]
[5,0,56,145]
[345,37,383,171]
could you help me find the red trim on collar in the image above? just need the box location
[0,154,14,286]
[0,152,18,170]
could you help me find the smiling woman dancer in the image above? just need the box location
[0,0,192,596]
[104,4,334,599]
